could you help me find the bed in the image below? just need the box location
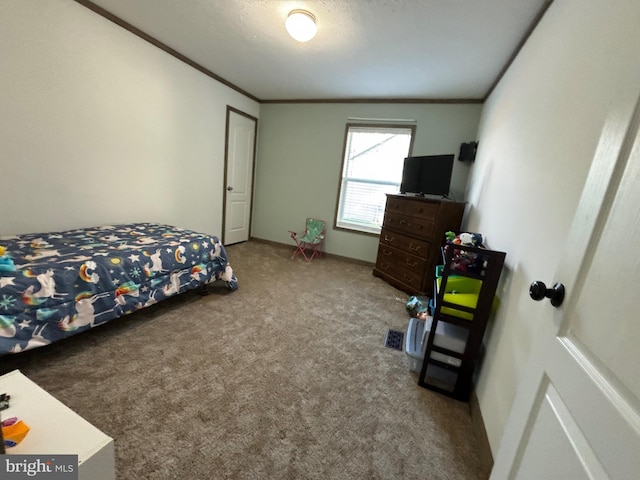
[0,222,237,355]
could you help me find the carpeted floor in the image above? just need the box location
[1,241,485,479]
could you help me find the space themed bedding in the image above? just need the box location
[0,223,238,355]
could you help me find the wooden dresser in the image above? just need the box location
[373,194,465,295]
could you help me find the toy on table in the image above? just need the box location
[0,393,9,411]
[2,416,30,448]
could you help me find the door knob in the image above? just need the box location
[227,186,233,191]
[529,281,565,307]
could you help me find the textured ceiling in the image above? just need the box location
[83,0,551,101]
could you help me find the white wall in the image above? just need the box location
[0,0,259,237]
[253,103,482,262]
[467,0,640,454]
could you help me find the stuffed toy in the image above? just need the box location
[446,231,484,247]
[459,232,483,247]
[0,246,16,272]
[445,231,457,243]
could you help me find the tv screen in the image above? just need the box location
[400,154,454,196]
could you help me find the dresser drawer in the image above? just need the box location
[380,228,431,259]
[376,244,427,286]
[375,256,424,291]
[385,197,439,219]
[374,195,465,296]
[383,212,435,238]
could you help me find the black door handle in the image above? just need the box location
[529,281,565,307]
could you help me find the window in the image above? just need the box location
[335,124,415,234]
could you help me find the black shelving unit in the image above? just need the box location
[418,242,506,401]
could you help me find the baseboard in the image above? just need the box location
[249,236,375,267]
[248,236,287,249]
[469,390,494,479]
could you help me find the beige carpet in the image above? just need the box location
[1,241,485,479]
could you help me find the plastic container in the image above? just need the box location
[437,275,482,294]
[435,276,482,321]
[405,317,468,372]
[406,317,427,372]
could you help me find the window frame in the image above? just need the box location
[334,122,416,236]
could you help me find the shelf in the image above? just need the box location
[405,316,468,372]
[430,344,464,362]
[419,242,506,401]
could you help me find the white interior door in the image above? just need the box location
[224,107,256,245]
[490,91,640,477]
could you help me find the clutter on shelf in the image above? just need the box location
[444,231,490,275]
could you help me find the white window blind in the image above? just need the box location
[336,125,414,234]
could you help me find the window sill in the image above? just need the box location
[334,223,381,237]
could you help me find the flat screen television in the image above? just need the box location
[400,154,454,196]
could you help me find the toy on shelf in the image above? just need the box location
[445,231,484,247]
[444,231,488,275]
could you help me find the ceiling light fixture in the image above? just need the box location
[285,9,317,42]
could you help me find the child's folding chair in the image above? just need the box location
[289,218,326,262]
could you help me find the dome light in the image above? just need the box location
[285,9,317,42]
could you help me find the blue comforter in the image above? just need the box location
[0,223,237,355]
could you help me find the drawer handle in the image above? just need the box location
[383,249,392,257]
[384,235,395,243]
[408,243,420,252]
[399,220,408,225]
[405,260,418,268]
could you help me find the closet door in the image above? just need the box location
[224,107,257,245]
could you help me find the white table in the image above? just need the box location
[0,370,115,480]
